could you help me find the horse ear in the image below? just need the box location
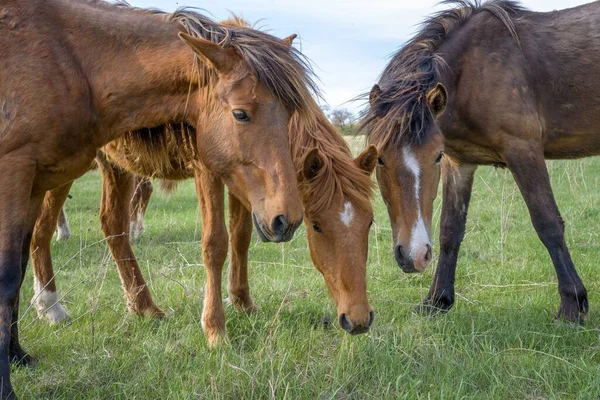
[355,144,378,174]
[369,84,382,107]
[179,33,239,74]
[426,82,448,117]
[282,34,297,49]
[302,148,325,180]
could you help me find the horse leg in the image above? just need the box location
[30,183,73,323]
[55,206,71,241]
[129,177,152,241]
[10,196,44,367]
[97,156,163,318]
[194,168,228,347]
[504,144,588,324]
[418,162,477,314]
[227,193,255,313]
[0,159,37,399]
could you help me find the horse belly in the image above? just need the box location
[543,131,600,159]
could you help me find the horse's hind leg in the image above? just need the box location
[0,159,38,399]
[30,183,73,323]
[418,162,477,314]
[504,143,588,324]
[194,168,228,347]
[227,193,255,313]
[55,205,71,241]
[129,176,153,241]
[96,155,163,318]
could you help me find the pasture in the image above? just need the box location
[15,138,600,398]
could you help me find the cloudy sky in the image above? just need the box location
[129,0,589,115]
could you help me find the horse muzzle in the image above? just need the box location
[252,212,300,243]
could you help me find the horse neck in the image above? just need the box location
[56,1,199,143]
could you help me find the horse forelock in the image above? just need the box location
[360,0,526,149]
[290,109,374,215]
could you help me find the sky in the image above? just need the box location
[128,0,590,116]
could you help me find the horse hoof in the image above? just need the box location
[226,295,256,314]
[139,305,166,319]
[415,295,454,315]
[32,294,71,325]
[205,330,227,348]
[10,352,36,368]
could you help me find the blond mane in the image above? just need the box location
[289,107,374,215]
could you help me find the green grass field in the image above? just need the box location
[13,139,600,399]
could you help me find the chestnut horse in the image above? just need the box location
[32,107,378,337]
[0,1,317,397]
[362,0,599,324]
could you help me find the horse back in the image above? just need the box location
[443,3,600,160]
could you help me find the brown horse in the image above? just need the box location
[32,105,378,338]
[1,0,317,397]
[362,0,600,324]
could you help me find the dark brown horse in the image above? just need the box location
[0,1,318,397]
[363,0,599,324]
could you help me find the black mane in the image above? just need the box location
[361,0,526,147]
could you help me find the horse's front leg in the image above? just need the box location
[227,193,255,313]
[30,183,73,323]
[419,161,477,314]
[194,168,228,347]
[96,155,163,318]
[504,143,587,324]
[0,158,39,399]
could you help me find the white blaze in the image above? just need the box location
[402,147,431,260]
[340,201,354,227]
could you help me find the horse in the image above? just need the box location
[361,0,600,324]
[31,90,378,339]
[0,1,317,397]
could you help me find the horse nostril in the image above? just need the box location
[368,310,375,328]
[339,313,352,333]
[394,244,407,267]
[424,244,432,263]
[271,215,289,236]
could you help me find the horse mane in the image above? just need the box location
[289,109,374,214]
[83,0,320,116]
[220,15,374,215]
[103,124,197,180]
[360,0,526,148]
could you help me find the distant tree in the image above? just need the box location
[329,108,353,129]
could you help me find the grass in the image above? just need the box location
[13,139,600,399]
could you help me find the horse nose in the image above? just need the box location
[339,313,352,333]
[368,310,375,328]
[424,244,432,264]
[272,214,288,235]
[394,244,418,273]
[339,313,372,335]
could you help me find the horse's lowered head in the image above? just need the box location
[365,81,447,273]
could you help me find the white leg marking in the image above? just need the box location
[339,201,354,227]
[32,277,71,324]
[56,210,71,241]
[130,212,146,241]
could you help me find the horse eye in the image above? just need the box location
[377,157,385,166]
[369,219,374,228]
[312,223,322,233]
[232,109,250,122]
[435,152,444,164]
